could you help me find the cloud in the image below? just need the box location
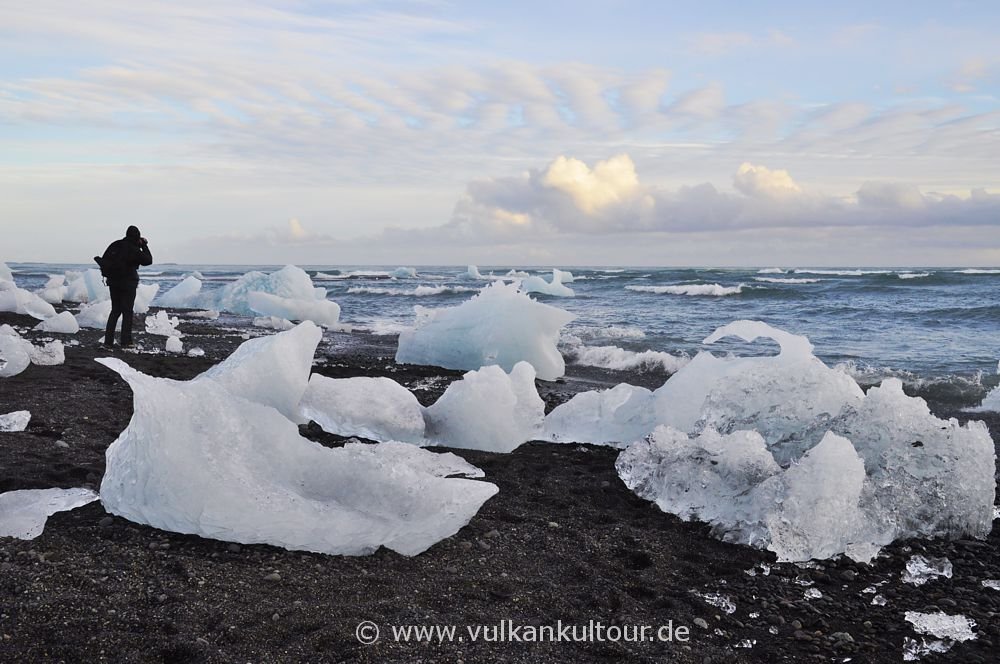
[733,163,801,198]
[422,154,1000,243]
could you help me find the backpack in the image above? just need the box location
[94,241,129,281]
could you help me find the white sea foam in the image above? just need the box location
[626,284,744,296]
[348,286,479,297]
[956,269,1000,274]
[899,272,932,279]
[793,269,893,276]
[754,277,821,284]
[566,343,689,373]
[758,268,786,274]
[566,325,646,341]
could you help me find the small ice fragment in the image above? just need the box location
[769,626,779,635]
[794,576,815,586]
[735,639,755,648]
[0,410,31,432]
[872,594,887,606]
[982,580,1000,591]
[748,612,759,618]
[861,585,876,594]
[187,348,205,358]
[34,311,80,334]
[692,591,736,615]
[902,637,951,661]
[0,488,99,539]
[804,588,822,600]
[145,310,182,337]
[165,336,183,353]
[904,611,976,642]
[902,555,953,586]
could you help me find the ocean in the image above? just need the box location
[9,263,1000,406]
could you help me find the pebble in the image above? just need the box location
[227,543,241,553]
[693,618,709,629]
[458,541,473,551]
[484,529,501,539]
[476,540,492,552]
[263,572,281,582]
[840,570,858,582]
[98,517,114,528]
[547,521,560,529]
[794,630,812,641]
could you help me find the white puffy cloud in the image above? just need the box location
[734,163,802,198]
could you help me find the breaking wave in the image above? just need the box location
[626,284,745,296]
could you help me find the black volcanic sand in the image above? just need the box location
[2,309,1000,664]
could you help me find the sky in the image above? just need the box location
[2,0,999,266]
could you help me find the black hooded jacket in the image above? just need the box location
[101,235,153,284]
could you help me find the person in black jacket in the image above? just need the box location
[101,225,153,347]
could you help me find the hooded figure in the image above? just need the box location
[99,225,153,347]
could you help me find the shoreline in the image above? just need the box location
[1,308,998,663]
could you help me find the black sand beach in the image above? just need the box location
[2,309,999,663]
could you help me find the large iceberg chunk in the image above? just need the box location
[299,375,426,443]
[614,320,996,562]
[247,291,341,328]
[424,362,544,452]
[34,310,80,334]
[197,321,322,422]
[396,281,575,381]
[544,384,656,446]
[96,330,498,555]
[209,265,324,315]
[0,488,99,539]
[75,300,113,329]
[652,320,864,464]
[158,276,202,308]
[0,286,57,320]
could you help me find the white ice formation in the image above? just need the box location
[299,375,426,443]
[0,330,31,378]
[28,340,65,366]
[158,276,202,308]
[0,285,57,320]
[0,410,31,432]
[395,281,575,381]
[247,290,341,328]
[520,269,575,297]
[34,311,80,334]
[209,265,341,327]
[612,320,996,563]
[424,362,544,453]
[253,316,295,331]
[145,310,182,337]
[0,488,99,539]
[97,322,498,556]
[38,275,68,304]
[902,555,953,586]
[165,336,183,353]
[544,384,656,446]
[75,301,113,329]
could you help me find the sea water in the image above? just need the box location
[9,263,1000,405]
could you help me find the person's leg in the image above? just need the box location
[120,285,138,346]
[105,282,123,346]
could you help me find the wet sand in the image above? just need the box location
[1,309,999,663]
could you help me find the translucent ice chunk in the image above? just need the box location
[0,488,98,539]
[299,375,426,443]
[0,410,31,432]
[158,276,202,308]
[901,555,953,586]
[424,362,545,452]
[96,352,497,555]
[197,321,321,422]
[520,269,575,297]
[904,611,976,642]
[543,383,656,446]
[0,286,57,320]
[396,281,575,381]
[165,336,183,353]
[253,316,295,331]
[34,311,80,334]
[145,310,182,337]
[247,291,341,328]
[28,340,65,366]
[0,331,31,378]
[75,301,113,329]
